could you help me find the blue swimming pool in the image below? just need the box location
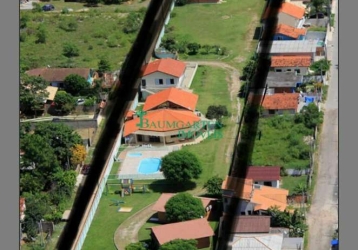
[127,152,142,157]
[138,158,161,174]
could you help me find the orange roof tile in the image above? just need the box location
[251,185,289,212]
[143,88,198,111]
[263,2,305,20]
[125,110,135,119]
[262,93,299,110]
[152,193,216,212]
[276,24,307,39]
[20,197,26,213]
[222,176,254,200]
[271,56,312,67]
[151,218,215,245]
[142,58,186,77]
[123,109,201,137]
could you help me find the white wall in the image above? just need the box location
[142,72,181,90]
[254,180,280,188]
[272,67,308,75]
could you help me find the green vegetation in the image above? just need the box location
[20,1,148,72]
[163,0,265,67]
[252,115,313,169]
[204,175,224,196]
[165,193,206,223]
[281,176,308,195]
[82,192,161,250]
[330,13,335,27]
[161,150,202,184]
[160,239,197,250]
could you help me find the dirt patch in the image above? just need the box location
[222,15,230,19]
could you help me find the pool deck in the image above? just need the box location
[117,148,172,179]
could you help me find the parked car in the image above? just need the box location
[77,99,85,105]
[42,4,55,11]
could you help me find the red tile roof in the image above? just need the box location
[125,110,136,119]
[152,193,216,212]
[143,88,198,111]
[262,93,299,110]
[221,177,254,200]
[151,218,215,245]
[276,24,307,39]
[251,185,289,212]
[26,68,91,82]
[227,216,271,233]
[142,58,186,78]
[123,109,201,137]
[263,2,305,20]
[246,166,281,181]
[271,56,312,67]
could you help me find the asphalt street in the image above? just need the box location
[306,1,339,249]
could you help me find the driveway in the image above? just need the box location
[306,1,339,250]
[20,0,37,10]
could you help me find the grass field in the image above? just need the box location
[20,0,147,71]
[81,192,161,250]
[251,115,312,169]
[166,0,265,67]
[184,65,237,189]
[281,176,308,195]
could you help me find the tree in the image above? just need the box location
[63,42,80,58]
[202,44,211,54]
[242,54,258,81]
[36,24,47,44]
[20,74,49,116]
[206,105,229,120]
[98,58,112,75]
[20,14,30,29]
[297,103,323,129]
[161,150,202,183]
[53,170,77,196]
[175,0,189,7]
[71,144,87,166]
[160,239,197,250]
[204,175,224,196]
[86,0,100,6]
[293,182,307,196]
[165,193,206,223]
[33,122,82,167]
[123,11,145,34]
[267,206,291,228]
[125,242,146,250]
[63,74,90,96]
[20,134,62,191]
[187,43,201,54]
[309,59,331,75]
[310,0,326,18]
[161,35,178,52]
[54,91,76,115]
[20,123,32,139]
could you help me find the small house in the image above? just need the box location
[266,71,303,94]
[261,93,300,116]
[274,24,307,40]
[140,59,187,101]
[26,68,96,88]
[150,218,215,249]
[270,55,312,76]
[246,166,281,188]
[262,2,306,28]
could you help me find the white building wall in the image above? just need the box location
[142,72,181,89]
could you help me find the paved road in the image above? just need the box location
[306,1,339,250]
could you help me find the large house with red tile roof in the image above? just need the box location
[150,218,215,249]
[246,166,281,188]
[221,176,289,215]
[152,193,216,223]
[261,93,300,116]
[262,2,306,28]
[270,55,312,75]
[140,58,187,101]
[274,24,307,40]
[26,68,96,88]
[124,88,214,145]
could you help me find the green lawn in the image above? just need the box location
[184,65,237,189]
[20,0,147,71]
[82,192,161,250]
[166,0,265,67]
[281,176,307,195]
[251,115,312,170]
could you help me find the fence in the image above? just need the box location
[72,126,124,250]
[116,173,165,180]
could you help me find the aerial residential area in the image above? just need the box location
[19,0,338,250]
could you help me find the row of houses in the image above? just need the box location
[143,166,302,249]
[256,1,328,115]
